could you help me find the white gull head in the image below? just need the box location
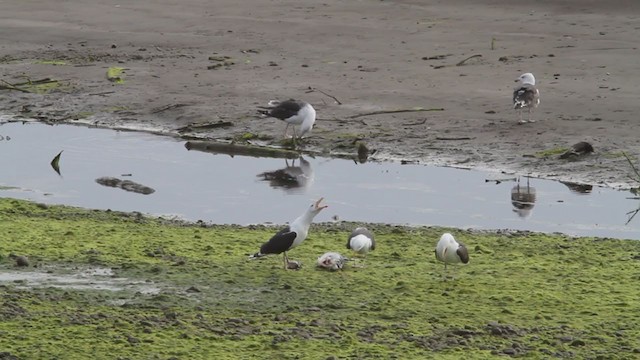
[517,72,536,86]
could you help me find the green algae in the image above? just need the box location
[0,198,639,359]
[107,67,126,84]
[534,147,568,158]
[33,60,68,66]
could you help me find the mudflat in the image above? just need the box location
[1,0,639,187]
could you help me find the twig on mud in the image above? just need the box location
[402,119,427,126]
[89,91,116,96]
[436,136,472,141]
[152,103,189,114]
[622,151,640,184]
[456,54,483,66]
[0,79,31,93]
[13,78,56,86]
[349,108,444,119]
[307,87,342,105]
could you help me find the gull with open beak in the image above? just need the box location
[251,198,328,269]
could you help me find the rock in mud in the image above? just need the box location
[9,254,29,267]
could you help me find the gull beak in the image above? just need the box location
[315,197,328,210]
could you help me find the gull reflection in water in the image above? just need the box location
[257,156,314,194]
[511,177,536,218]
[560,181,593,194]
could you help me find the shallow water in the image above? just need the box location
[1,120,639,239]
[0,266,160,294]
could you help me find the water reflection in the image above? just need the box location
[257,156,314,194]
[2,120,640,239]
[511,177,537,218]
[561,181,593,194]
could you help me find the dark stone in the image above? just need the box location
[570,339,586,347]
[14,256,29,267]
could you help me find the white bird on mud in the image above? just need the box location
[513,72,540,124]
[250,198,327,269]
[434,233,469,279]
[317,252,348,271]
[258,99,316,145]
[346,227,375,266]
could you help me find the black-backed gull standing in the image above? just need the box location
[435,233,469,279]
[250,198,327,269]
[259,99,316,145]
[513,72,540,124]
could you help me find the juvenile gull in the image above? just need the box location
[513,72,540,124]
[317,252,348,271]
[250,198,327,269]
[434,233,469,279]
[258,99,316,144]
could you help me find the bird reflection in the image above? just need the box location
[560,181,593,194]
[511,177,536,218]
[257,156,314,194]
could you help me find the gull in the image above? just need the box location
[513,72,540,124]
[258,99,316,145]
[434,233,469,279]
[250,198,327,269]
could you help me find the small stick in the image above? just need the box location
[622,151,640,184]
[307,87,342,105]
[402,119,427,126]
[349,108,444,119]
[436,136,471,141]
[89,91,116,96]
[13,78,55,86]
[0,80,31,93]
[625,207,640,225]
[456,54,482,66]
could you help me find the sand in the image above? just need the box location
[1,0,639,188]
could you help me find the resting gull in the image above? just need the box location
[435,233,469,279]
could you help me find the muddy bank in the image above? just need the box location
[1,0,640,189]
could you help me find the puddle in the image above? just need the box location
[0,266,161,294]
[1,119,640,239]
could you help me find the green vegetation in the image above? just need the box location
[33,60,68,66]
[107,67,126,84]
[0,198,639,359]
[533,147,568,158]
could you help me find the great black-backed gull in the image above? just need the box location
[513,73,540,124]
[258,99,316,144]
[257,156,314,193]
[435,233,469,279]
[250,198,327,269]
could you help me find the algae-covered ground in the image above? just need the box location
[1,198,639,359]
